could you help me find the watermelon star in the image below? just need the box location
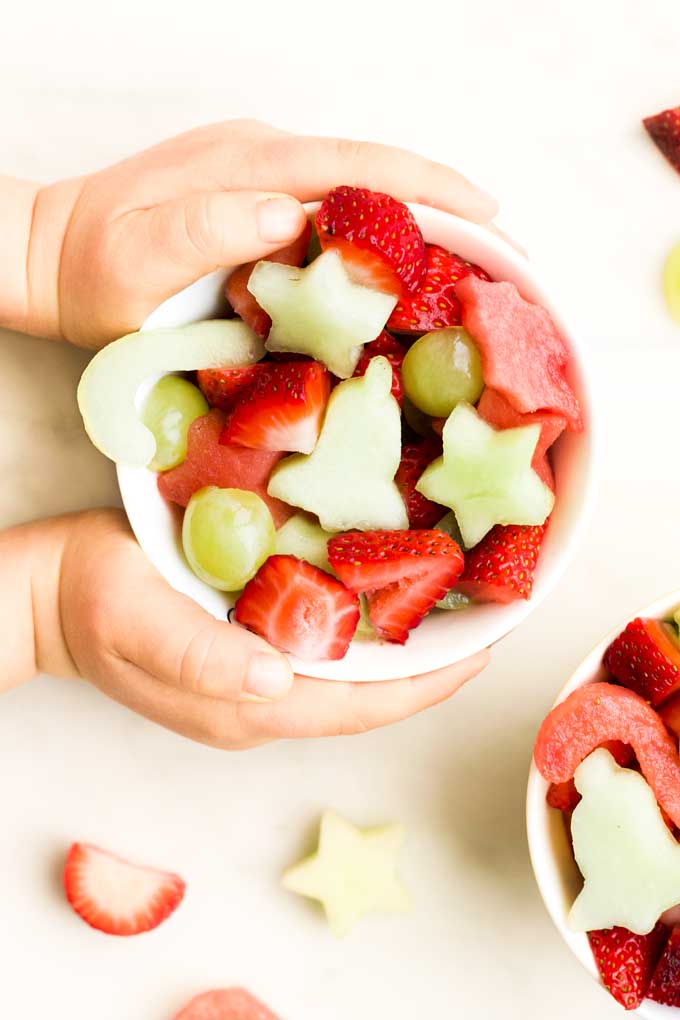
[282,811,410,938]
[416,402,554,549]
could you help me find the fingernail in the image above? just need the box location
[245,653,293,700]
[257,197,304,243]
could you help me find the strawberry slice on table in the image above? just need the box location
[643,105,680,175]
[219,361,330,454]
[234,555,359,660]
[316,186,426,295]
[174,988,278,1020]
[395,437,445,529]
[588,923,669,1011]
[226,221,312,338]
[387,244,491,334]
[477,387,567,489]
[353,331,405,404]
[328,530,464,644]
[197,363,268,411]
[604,617,680,707]
[457,524,546,603]
[63,842,185,936]
[648,926,680,1005]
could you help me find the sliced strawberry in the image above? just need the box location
[226,222,312,338]
[457,524,546,603]
[197,364,268,411]
[477,387,567,489]
[644,106,680,175]
[174,988,278,1020]
[395,437,445,528]
[387,244,491,334]
[353,331,405,404]
[63,842,185,936]
[661,693,680,740]
[588,923,669,1010]
[648,926,680,1005]
[234,555,359,660]
[219,361,330,454]
[316,186,426,295]
[328,530,464,644]
[604,617,680,707]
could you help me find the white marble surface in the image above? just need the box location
[2,2,680,1017]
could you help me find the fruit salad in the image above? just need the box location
[534,608,680,1011]
[78,186,583,661]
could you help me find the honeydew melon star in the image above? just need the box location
[281,810,410,938]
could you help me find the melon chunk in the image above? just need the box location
[274,513,336,574]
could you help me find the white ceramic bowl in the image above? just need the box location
[117,202,596,682]
[526,589,680,1017]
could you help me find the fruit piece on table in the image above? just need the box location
[234,555,359,660]
[328,529,464,644]
[316,186,426,295]
[477,387,567,489]
[647,926,680,1006]
[248,250,397,378]
[416,402,554,549]
[219,361,330,454]
[588,923,669,1011]
[268,358,408,532]
[457,524,546,603]
[643,105,680,175]
[78,320,265,467]
[226,222,312,339]
[63,842,185,936]
[158,410,291,527]
[663,240,680,324]
[274,513,336,574]
[388,243,492,334]
[281,810,409,938]
[456,277,582,430]
[142,376,209,472]
[533,681,680,828]
[395,437,446,529]
[174,987,278,1020]
[182,487,275,591]
[197,363,268,411]
[604,617,680,707]
[401,327,484,417]
[353,331,405,404]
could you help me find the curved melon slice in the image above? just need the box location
[78,320,265,466]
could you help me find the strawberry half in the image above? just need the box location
[226,221,312,338]
[588,923,669,1011]
[388,244,491,334]
[395,437,445,528]
[219,361,330,454]
[316,186,426,295]
[457,524,546,603]
[234,555,359,660]
[63,842,185,936]
[328,530,464,644]
[197,364,268,411]
[643,106,680,175]
[648,926,680,1005]
[353,331,405,404]
[174,988,278,1020]
[604,617,680,707]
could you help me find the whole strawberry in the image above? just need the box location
[588,924,669,1010]
[457,524,546,603]
[388,244,491,334]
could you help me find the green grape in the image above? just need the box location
[142,375,208,471]
[306,224,323,264]
[663,240,680,324]
[434,510,466,549]
[182,487,275,591]
[401,395,433,437]
[402,327,484,417]
[436,590,472,611]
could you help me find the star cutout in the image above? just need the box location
[247,250,397,378]
[416,401,553,548]
[282,810,410,938]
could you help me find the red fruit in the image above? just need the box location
[546,741,634,814]
[643,106,680,175]
[457,524,546,603]
[234,555,359,660]
[456,276,582,430]
[353,331,405,404]
[588,923,669,1011]
[395,437,445,528]
[661,692,680,739]
[316,186,426,295]
[648,926,680,1006]
[219,361,330,454]
[174,988,278,1020]
[477,387,567,489]
[328,530,464,643]
[387,244,491,334]
[63,842,185,936]
[197,364,268,411]
[158,410,291,527]
[533,681,680,828]
[604,617,680,707]
[226,222,312,338]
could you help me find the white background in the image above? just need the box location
[2,1,680,1017]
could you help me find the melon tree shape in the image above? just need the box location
[268,357,408,532]
[248,249,397,378]
[569,748,680,935]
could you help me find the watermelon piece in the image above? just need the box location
[456,277,582,430]
[174,988,278,1020]
[158,410,292,527]
[477,387,567,489]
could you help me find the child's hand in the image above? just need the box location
[23,120,498,346]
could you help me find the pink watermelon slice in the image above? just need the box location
[174,988,278,1020]
[477,387,567,489]
[158,410,292,527]
[456,277,582,430]
[534,681,680,828]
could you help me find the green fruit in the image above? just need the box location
[401,396,433,438]
[142,376,208,471]
[354,595,378,640]
[434,510,466,549]
[402,327,484,417]
[275,513,336,573]
[663,240,680,324]
[436,590,471,611]
[182,487,275,591]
